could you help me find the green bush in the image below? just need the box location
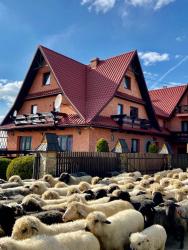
[148,143,158,153]
[96,138,109,152]
[0,158,11,180]
[6,155,34,180]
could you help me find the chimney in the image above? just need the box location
[90,57,100,69]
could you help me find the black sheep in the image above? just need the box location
[138,202,155,227]
[0,204,16,236]
[152,192,164,206]
[31,210,64,225]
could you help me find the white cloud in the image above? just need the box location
[126,0,175,10]
[176,35,186,42]
[139,51,169,66]
[81,0,116,13]
[144,71,158,81]
[0,79,22,107]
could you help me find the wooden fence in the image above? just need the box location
[171,154,188,171]
[56,152,121,177]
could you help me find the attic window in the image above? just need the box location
[43,72,51,85]
[124,76,131,89]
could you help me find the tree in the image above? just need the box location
[148,143,158,153]
[96,138,109,152]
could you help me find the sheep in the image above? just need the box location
[42,174,59,187]
[12,215,86,240]
[85,209,144,250]
[179,172,188,181]
[91,176,102,185]
[42,190,60,200]
[0,230,100,250]
[31,210,64,225]
[78,181,91,192]
[54,182,68,188]
[129,224,167,250]
[66,186,80,196]
[8,175,24,185]
[63,200,134,222]
[59,172,92,185]
[30,181,70,196]
[0,204,17,236]
[0,186,30,197]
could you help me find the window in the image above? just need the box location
[131,139,139,153]
[182,121,188,132]
[43,72,51,85]
[31,105,38,114]
[117,104,123,115]
[124,76,131,89]
[19,136,32,151]
[130,107,138,120]
[58,135,73,151]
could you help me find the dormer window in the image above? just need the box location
[43,72,51,85]
[124,76,131,89]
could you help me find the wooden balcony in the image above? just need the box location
[111,114,152,129]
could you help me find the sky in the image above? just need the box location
[0,0,187,120]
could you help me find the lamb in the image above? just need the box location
[8,175,24,185]
[59,172,92,184]
[85,209,144,250]
[129,224,167,250]
[12,215,86,240]
[63,200,134,222]
[0,230,100,250]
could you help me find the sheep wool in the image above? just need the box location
[1,230,100,250]
[12,215,86,240]
[85,209,144,250]
[63,200,134,222]
[130,224,167,250]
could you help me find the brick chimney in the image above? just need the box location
[90,57,100,69]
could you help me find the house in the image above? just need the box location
[149,85,188,154]
[0,46,172,152]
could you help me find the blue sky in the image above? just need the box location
[0,0,187,120]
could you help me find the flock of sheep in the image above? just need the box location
[0,168,187,249]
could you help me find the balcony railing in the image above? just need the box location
[176,105,188,114]
[111,114,152,129]
[13,112,67,126]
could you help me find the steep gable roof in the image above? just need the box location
[149,85,188,118]
[1,46,159,130]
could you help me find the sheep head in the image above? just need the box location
[130,232,151,250]
[42,190,60,200]
[85,211,111,236]
[12,216,40,240]
[79,182,91,192]
[63,202,88,222]
[59,173,70,184]
[8,175,23,185]
[30,182,47,195]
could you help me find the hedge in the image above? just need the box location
[0,158,11,180]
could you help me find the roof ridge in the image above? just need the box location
[102,50,137,62]
[149,83,188,92]
[39,45,87,67]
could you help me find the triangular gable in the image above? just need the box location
[149,85,188,118]
[1,46,85,125]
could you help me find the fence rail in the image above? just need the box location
[56,152,120,177]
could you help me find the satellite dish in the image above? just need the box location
[13,110,17,118]
[54,94,62,111]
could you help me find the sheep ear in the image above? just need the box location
[104,220,111,224]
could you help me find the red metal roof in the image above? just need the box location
[149,85,188,118]
[40,46,135,122]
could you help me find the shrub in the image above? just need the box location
[0,158,11,180]
[96,138,109,152]
[148,143,158,153]
[6,155,34,180]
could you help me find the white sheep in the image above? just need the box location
[8,175,24,185]
[0,230,100,250]
[12,215,86,240]
[63,200,134,222]
[129,224,167,250]
[85,209,144,250]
